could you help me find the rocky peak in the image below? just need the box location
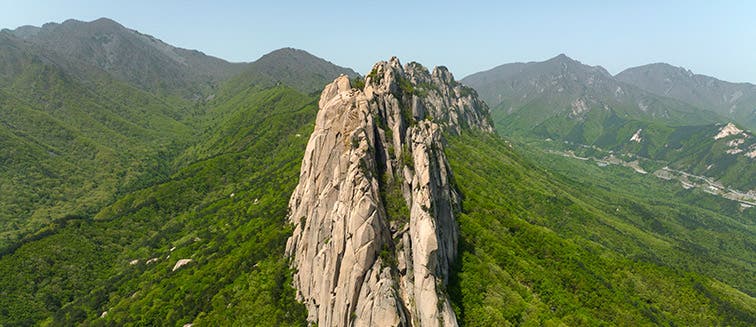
[550,53,573,63]
[89,17,124,29]
[715,122,744,140]
[364,58,493,134]
[286,58,492,326]
[431,66,454,85]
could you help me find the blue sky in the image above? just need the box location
[1,0,754,83]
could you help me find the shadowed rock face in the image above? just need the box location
[286,57,492,326]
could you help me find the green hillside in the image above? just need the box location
[0,24,354,253]
[1,89,753,325]
[447,132,754,325]
[0,30,362,322]
[517,116,756,191]
[0,86,314,326]
[0,35,196,250]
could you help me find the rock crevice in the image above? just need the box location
[286,57,492,326]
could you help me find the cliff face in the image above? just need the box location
[286,57,492,326]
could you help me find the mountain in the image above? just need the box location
[0,22,358,321]
[181,47,362,163]
[447,132,755,326]
[460,55,756,191]
[0,30,194,250]
[617,63,756,129]
[0,19,357,253]
[461,54,721,137]
[3,18,245,98]
[222,47,359,95]
[287,57,492,326]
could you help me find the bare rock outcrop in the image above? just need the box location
[286,57,492,326]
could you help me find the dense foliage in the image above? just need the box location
[0,48,195,251]
[0,86,314,326]
[446,132,755,325]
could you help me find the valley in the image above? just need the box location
[542,142,756,207]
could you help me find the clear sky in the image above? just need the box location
[1,0,754,83]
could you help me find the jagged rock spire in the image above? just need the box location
[286,58,492,326]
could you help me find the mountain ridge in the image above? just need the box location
[461,53,721,134]
[616,62,756,129]
[460,54,756,190]
[3,17,245,98]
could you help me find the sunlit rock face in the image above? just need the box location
[286,58,492,326]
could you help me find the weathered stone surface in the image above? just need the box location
[286,58,492,326]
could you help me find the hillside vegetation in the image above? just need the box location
[0,86,314,326]
[0,34,196,250]
[2,100,753,325]
[447,132,755,326]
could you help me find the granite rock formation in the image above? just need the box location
[286,57,492,326]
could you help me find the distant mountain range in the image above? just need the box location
[463,55,755,131]
[616,63,756,129]
[3,18,243,99]
[462,54,755,190]
[463,54,725,130]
